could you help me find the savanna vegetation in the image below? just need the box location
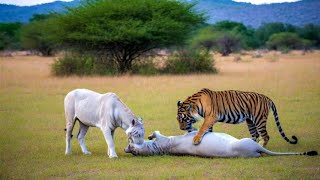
[1,0,320,75]
[1,51,319,178]
[1,1,319,178]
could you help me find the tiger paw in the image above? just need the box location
[193,135,202,145]
[148,134,154,140]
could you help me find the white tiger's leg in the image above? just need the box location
[101,128,118,158]
[64,93,77,155]
[77,121,91,155]
[65,109,76,155]
[65,120,75,155]
[148,131,165,140]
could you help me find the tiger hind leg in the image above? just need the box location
[246,119,259,142]
[255,118,270,147]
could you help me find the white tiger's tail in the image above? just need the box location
[258,146,317,156]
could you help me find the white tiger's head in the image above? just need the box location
[126,118,145,145]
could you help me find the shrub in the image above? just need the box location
[52,50,218,76]
[51,53,117,76]
[0,22,22,50]
[132,57,160,75]
[214,32,241,56]
[266,32,309,51]
[163,49,217,74]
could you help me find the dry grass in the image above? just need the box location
[0,51,320,179]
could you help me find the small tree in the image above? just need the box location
[20,14,59,56]
[298,24,320,47]
[191,21,257,55]
[266,32,310,51]
[255,22,299,47]
[55,0,205,73]
[191,27,216,52]
[0,22,22,50]
[213,32,241,56]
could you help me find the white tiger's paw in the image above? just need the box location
[65,151,72,155]
[83,151,91,155]
[109,155,118,158]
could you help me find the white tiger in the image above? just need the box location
[64,89,144,158]
[125,130,317,158]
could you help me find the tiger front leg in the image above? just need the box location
[193,117,216,145]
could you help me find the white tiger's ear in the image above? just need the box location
[138,117,143,123]
[186,104,192,111]
[177,101,183,107]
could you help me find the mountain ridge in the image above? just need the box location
[0,0,319,28]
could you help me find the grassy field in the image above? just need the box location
[0,51,319,179]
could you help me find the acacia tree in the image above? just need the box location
[20,14,59,56]
[55,0,205,73]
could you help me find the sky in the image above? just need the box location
[0,0,73,6]
[0,0,302,6]
[233,0,301,4]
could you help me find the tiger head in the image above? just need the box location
[177,100,200,132]
[126,118,145,145]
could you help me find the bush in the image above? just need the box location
[266,32,311,51]
[163,49,217,74]
[0,22,22,50]
[51,53,117,76]
[132,57,160,75]
[214,32,241,56]
[52,50,218,76]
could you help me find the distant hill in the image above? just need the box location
[0,0,319,28]
[0,0,80,23]
[196,0,320,27]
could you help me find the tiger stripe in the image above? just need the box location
[177,88,298,146]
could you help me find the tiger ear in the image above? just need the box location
[177,101,182,107]
[186,104,192,111]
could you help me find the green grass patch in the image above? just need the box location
[1,53,319,178]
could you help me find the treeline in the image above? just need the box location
[191,21,320,56]
[0,0,319,75]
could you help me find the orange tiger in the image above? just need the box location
[177,88,298,147]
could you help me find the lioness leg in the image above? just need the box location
[246,119,259,142]
[77,121,91,155]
